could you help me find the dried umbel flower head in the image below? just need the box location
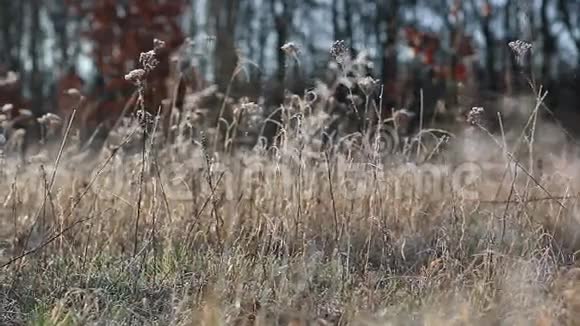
[139,50,160,72]
[467,106,485,126]
[65,88,81,97]
[17,109,33,118]
[508,40,532,65]
[125,69,146,85]
[64,88,84,103]
[38,113,63,139]
[153,38,166,51]
[393,108,416,134]
[357,76,379,96]
[125,38,165,90]
[281,42,300,58]
[1,103,14,113]
[0,71,19,87]
[235,97,260,116]
[135,109,155,129]
[330,40,349,64]
[37,113,63,126]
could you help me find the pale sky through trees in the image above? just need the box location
[2,0,579,106]
[60,0,577,86]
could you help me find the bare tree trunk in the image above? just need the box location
[262,0,294,147]
[29,0,42,113]
[540,0,556,82]
[332,0,341,41]
[257,2,268,89]
[16,1,24,72]
[343,0,354,47]
[381,0,399,109]
[502,0,513,94]
[211,0,240,93]
[271,0,292,86]
[481,1,497,92]
[0,0,14,69]
[50,4,69,66]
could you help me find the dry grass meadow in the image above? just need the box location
[3,44,580,325]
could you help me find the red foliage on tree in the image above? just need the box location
[0,67,28,111]
[62,0,188,138]
[403,26,475,83]
[405,27,441,65]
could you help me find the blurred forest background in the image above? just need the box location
[0,0,579,134]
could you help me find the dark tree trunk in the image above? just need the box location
[29,0,42,114]
[502,0,513,94]
[16,1,24,71]
[275,16,288,85]
[257,6,268,90]
[381,0,399,109]
[481,3,497,92]
[211,0,240,93]
[270,0,293,87]
[0,0,14,69]
[540,0,556,82]
[51,5,69,66]
[343,0,354,47]
[262,0,294,147]
[332,0,341,41]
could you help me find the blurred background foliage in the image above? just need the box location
[0,0,579,123]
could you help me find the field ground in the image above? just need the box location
[2,98,580,325]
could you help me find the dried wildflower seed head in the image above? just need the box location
[281,42,300,57]
[18,109,33,118]
[358,76,379,95]
[0,71,19,87]
[125,69,146,84]
[40,113,62,125]
[467,107,485,126]
[135,109,154,127]
[153,38,166,52]
[330,40,349,64]
[508,39,532,54]
[1,103,14,113]
[38,113,63,135]
[65,88,81,97]
[140,50,159,72]
[393,108,416,133]
[235,97,260,116]
[508,40,532,65]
